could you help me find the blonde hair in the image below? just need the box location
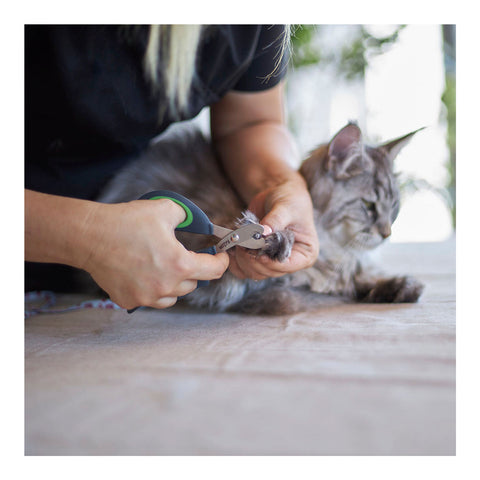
[144,25,291,118]
[144,25,203,118]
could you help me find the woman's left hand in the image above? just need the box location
[227,178,319,280]
[211,83,319,280]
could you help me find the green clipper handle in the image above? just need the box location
[139,190,214,240]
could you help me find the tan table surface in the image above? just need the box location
[25,239,455,455]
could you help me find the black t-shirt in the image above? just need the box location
[25,25,288,201]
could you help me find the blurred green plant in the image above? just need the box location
[290,25,406,79]
[441,25,456,229]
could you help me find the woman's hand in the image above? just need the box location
[25,190,229,310]
[82,199,230,309]
[210,84,319,281]
[227,178,319,280]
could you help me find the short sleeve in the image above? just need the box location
[232,25,290,92]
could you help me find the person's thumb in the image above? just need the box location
[260,203,292,235]
[149,198,188,229]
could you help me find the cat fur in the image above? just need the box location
[97,121,425,314]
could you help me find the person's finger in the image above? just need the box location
[256,248,315,272]
[230,248,287,280]
[148,296,178,310]
[234,242,318,279]
[260,205,293,235]
[186,251,230,280]
[174,279,199,297]
[228,256,269,280]
[129,279,198,311]
[260,224,273,236]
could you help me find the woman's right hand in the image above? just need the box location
[81,199,230,310]
[25,190,229,310]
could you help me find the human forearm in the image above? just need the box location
[215,125,319,279]
[213,121,305,204]
[25,189,229,309]
[211,83,305,203]
[25,189,99,268]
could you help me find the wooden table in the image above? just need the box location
[25,239,455,455]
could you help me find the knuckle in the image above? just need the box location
[174,256,193,278]
[153,280,172,298]
[136,291,156,307]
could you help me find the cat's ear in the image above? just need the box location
[381,127,426,162]
[328,122,362,160]
[327,122,371,179]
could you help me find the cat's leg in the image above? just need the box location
[227,283,349,315]
[236,211,295,262]
[227,284,304,315]
[354,274,424,303]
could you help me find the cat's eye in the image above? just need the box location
[362,199,376,211]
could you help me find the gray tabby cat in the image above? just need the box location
[97,121,424,314]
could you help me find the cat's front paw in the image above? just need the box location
[362,276,424,303]
[259,230,295,262]
[236,210,295,262]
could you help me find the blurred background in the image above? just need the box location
[194,25,456,243]
[286,24,456,243]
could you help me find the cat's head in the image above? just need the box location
[300,122,422,251]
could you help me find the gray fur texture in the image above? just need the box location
[97,121,424,314]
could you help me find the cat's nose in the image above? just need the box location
[378,223,391,239]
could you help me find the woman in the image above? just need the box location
[25,25,319,310]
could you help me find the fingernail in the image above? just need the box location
[261,224,273,236]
